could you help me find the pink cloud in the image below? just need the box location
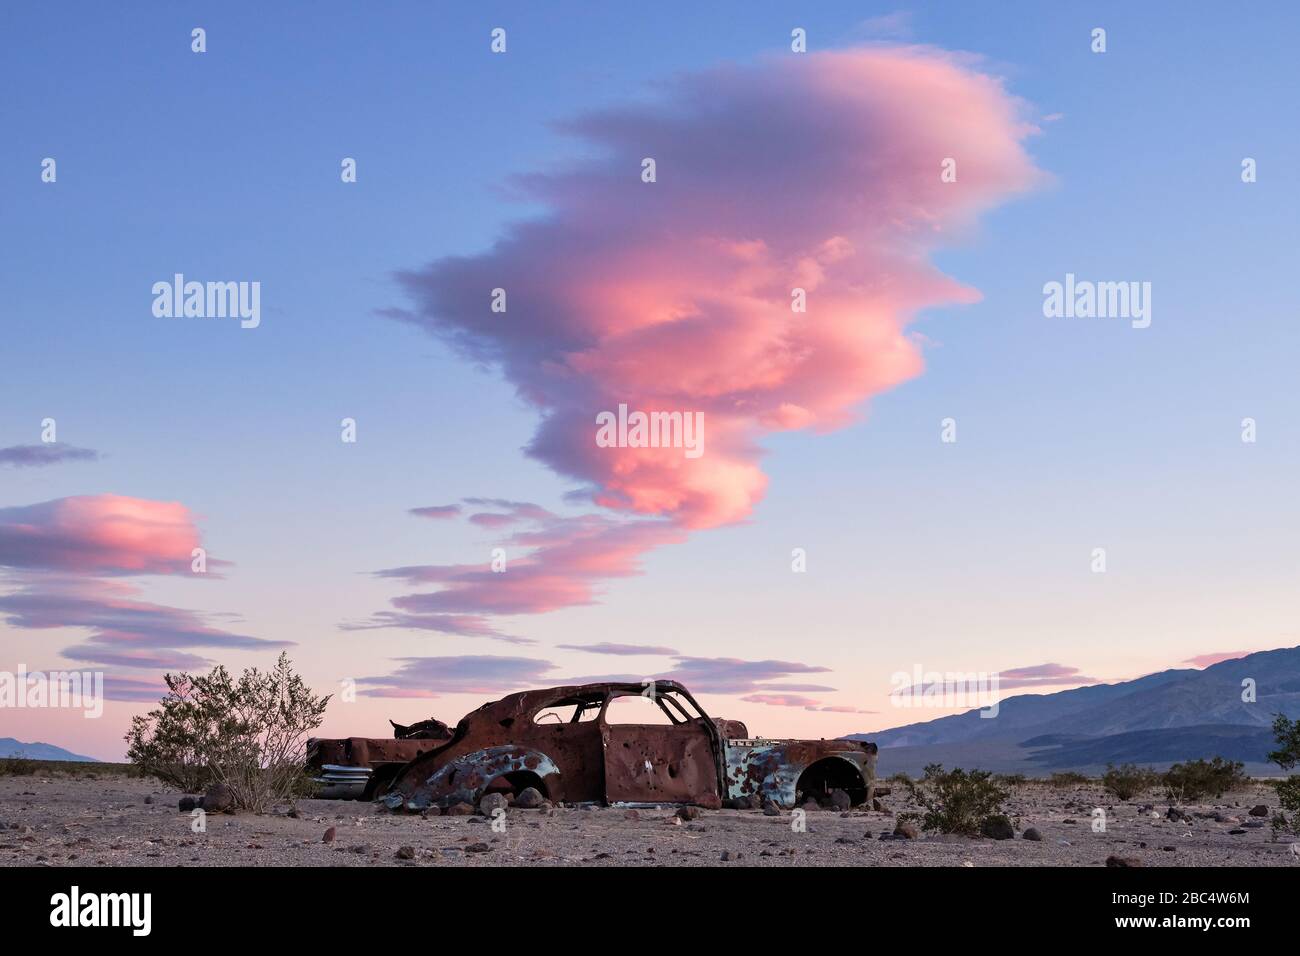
[409,504,462,520]
[741,693,876,714]
[388,45,1041,531]
[0,496,284,684]
[356,501,685,638]
[368,46,1041,686]
[0,495,207,575]
[1183,650,1250,668]
[556,642,680,656]
[356,655,558,698]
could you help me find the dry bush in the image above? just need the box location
[901,764,1011,835]
[1101,763,1159,801]
[125,653,329,812]
[1161,757,1247,802]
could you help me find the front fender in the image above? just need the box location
[390,745,560,811]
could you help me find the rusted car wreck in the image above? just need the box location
[308,680,877,811]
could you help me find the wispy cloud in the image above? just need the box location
[0,443,99,468]
[0,495,284,685]
[556,642,680,656]
[1183,650,1251,668]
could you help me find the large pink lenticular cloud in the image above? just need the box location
[363,47,1042,690]
[390,46,1041,530]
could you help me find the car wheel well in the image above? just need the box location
[795,758,868,807]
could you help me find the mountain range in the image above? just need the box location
[0,738,96,762]
[848,645,1300,776]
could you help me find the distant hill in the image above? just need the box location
[847,646,1300,775]
[0,738,96,762]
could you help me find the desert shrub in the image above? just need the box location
[1101,763,1159,801]
[1268,714,1300,771]
[886,771,913,787]
[1048,771,1090,787]
[1267,715,1300,835]
[1161,756,1247,802]
[0,754,38,776]
[901,764,1010,836]
[125,653,329,812]
[994,773,1027,787]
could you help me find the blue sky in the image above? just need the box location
[2,2,1298,758]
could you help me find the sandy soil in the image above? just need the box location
[2,771,1297,867]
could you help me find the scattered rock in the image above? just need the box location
[1106,855,1143,868]
[465,842,491,853]
[143,795,153,805]
[1165,807,1187,823]
[893,821,919,840]
[395,845,415,860]
[1249,805,1269,817]
[872,798,886,812]
[512,787,545,810]
[828,789,852,812]
[177,797,197,812]
[445,802,475,816]
[478,793,509,816]
[322,827,336,843]
[1022,827,1043,842]
[835,836,856,845]
[200,783,234,814]
[801,800,821,814]
[1229,828,1246,835]
[623,809,640,822]
[981,815,1015,841]
[762,801,781,817]
[675,806,701,822]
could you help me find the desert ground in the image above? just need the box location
[1,767,1296,868]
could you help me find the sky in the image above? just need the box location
[2,2,1299,760]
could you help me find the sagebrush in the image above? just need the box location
[901,764,1010,835]
[125,653,329,812]
[1161,756,1247,802]
[1102,763,1158,801]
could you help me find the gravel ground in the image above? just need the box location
[2,772,1297,867]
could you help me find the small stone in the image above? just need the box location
[178,796,197,812]
[465,842,491,853]
[322,827,336,843]
[762,801,781,817]
[395,845,415,860]
[1106,855,1143,867]
[1249,805,1269,817]
[513,787,546,809]
[675,805,701,822]
[893,821,919,840]
[200,783,234,814]
[828,789,852,812]
[980,815,1014,840]
[143,795,154,805]
[445,802,475,816]
[623,809,640,821]
[1022,827,1043,842]
[478,793,509,816]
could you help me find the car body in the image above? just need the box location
[306,718,452,799]
[372,680,877,811]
